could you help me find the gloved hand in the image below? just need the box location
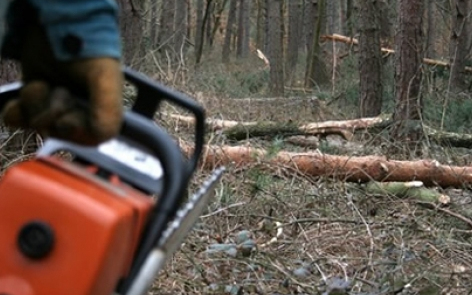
[1,25,123,146]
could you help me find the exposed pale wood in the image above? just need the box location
[182,143,472,188]
[322,33,472,73]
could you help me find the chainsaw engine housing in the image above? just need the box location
[0,157,154,295]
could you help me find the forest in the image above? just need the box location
[3,0,472,294]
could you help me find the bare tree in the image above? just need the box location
[255,0,265,50]
[195,0,205,62]
[286,0,302,83]
[358,0,382,117]
[392,0,424,141]
[222,0,238,63]
[117,0,145,67]
[449,0,472,93]
[159,1,176,53]
[236,0,250,58]
[305,0,328,88]
[425,0,437,58]
[174,0,188,56]
[267,0,284,96]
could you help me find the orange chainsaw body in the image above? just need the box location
[0,156,154,295]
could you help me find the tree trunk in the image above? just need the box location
[205,0,214,48]
[391,0,424,142]
[345,0,354,36]
[267,0,285,96]
[236,0,250,58]
[210,0,228,49]
[449,0,472,93]
[285,0,302,83]
[264,0,270,53]
[149,0,159,48]
[181,143,472,188]
[304,0,315,53]
[117,0,145,67]
[358,0,382,117]
[197,0,214,64]
[222,0,238,63]
[174,0,188,57]
[159,1,176,53]
[304,0,329,88]
[256,0,265,50]
[425,0,436,58]
[195,0,205,62]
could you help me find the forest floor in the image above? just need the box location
[150,95,472,295]
[2,92,472,295]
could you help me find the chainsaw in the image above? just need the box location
[0,67,224,295]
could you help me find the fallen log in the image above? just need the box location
[169,113,472,148]
[182,143,472,188]
[423,126,472,149]
[166,113,388,141]
[322,33,472,73]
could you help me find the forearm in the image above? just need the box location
[1,0,122,61]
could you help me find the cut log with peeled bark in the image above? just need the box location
[181,143,472,188]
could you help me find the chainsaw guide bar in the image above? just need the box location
[158,166,226,256]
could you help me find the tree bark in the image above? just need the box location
[425,0,437,58]
[256,0,265,50]
[195,0,205,63]
[267,0,285,96]
[286,0,302,83]
[449,0,472,93]
[305,0,329,88]
[392,0,424,142]
[236,0,250,58]
[117,0,145,67]
[149,0,159,48]
[345,0,353,37]
[174,0,188,56]
[358,0,383,117]
[158,0,176,53]
[182,143,472,188]
[222,0,238,63]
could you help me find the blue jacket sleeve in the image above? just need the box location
[3,0,122,61]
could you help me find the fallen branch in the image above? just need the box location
[182,143,472,188]
[323,34,472,73]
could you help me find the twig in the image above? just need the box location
[200,201,248,218]
[435,206,472,228]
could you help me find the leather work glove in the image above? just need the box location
[1,25,124,146]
